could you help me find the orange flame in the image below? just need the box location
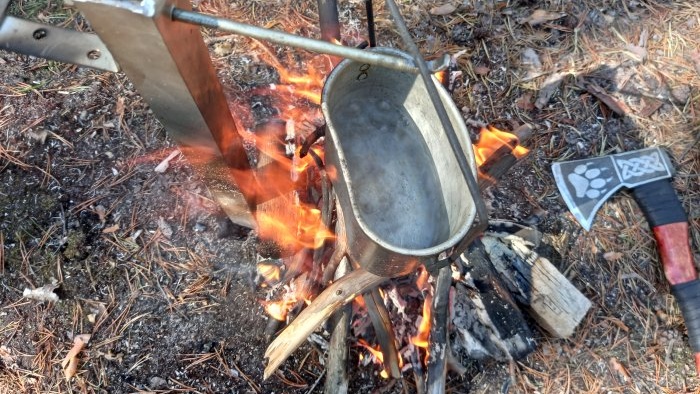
[357,339,390,379]
[261,299,296,321]
[411,293,433,349]
[472,125,529,167]
[257,261,282,285]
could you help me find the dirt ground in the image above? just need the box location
[1,0,699,393]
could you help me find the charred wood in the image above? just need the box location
[481,227,591,338]
[452,240,536,363]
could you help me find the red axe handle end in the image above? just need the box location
[633,179,700,375]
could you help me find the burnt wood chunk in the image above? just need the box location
[481,228,591,338]
[452,240,536,362]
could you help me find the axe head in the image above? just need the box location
[552,147,674,231]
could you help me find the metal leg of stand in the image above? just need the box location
[74,0,256,227]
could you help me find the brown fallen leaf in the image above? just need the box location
[515,93,535,111]
[102,224,120,234]
[520,10,566,26]
[535,72,565,109]
[62,334,91,379]
[473,65,490,76]
[430,4,456,16]
[585,82,631,116]
[609,357,631,384]
[603,251,624,261]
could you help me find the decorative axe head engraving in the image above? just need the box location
[551,147,674,231]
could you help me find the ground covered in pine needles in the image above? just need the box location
[0,0,698,393]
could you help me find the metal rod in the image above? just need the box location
[384,0,489,246]
[365,0,376,47]
[171,7,423,74]
[317,0,341,43]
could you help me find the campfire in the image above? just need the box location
[219,39,569,391]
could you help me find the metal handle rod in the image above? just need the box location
[385,0,488,253]
[171,7,425,74]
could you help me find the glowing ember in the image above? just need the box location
[472,125,529,166]
[257,261,282,285]
[261,299,296,321]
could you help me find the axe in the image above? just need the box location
[552,146,700,375]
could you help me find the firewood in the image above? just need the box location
[264,268,387,379]
[324,257,351,394]
[453,241,536,362]
[363,287,402,379]
[425,265,451,394]
[481,226,591,338]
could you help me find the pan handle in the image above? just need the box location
[385,0,488,260]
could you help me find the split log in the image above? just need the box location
[481,229,591,338]
[324,257,351,394]
[453,240,536,362]
[264,268,387,379]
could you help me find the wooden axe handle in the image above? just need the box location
[632,179,700,375]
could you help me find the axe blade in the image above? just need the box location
[552,147,674,231]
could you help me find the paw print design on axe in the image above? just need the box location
[552,146,700,376]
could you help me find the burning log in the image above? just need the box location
[425,266,451,394]
[475,124,532,190]
[453,240,536,362]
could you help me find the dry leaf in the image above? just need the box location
[535,72,565,109]
[95,205,107,223]
[520,10,566,26]
[28,129,49,144]
[158,217,173,239]
[62,334,91,380]
[515,93,535,111]
[585,83,631,116]
[603,251,624,261]
[23,283,59,302]
[213,42,233,57]
[474,66,490,76]
[102,224,120,234]
[430,4,456,15]
[608,357,631,383]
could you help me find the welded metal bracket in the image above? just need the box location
[0,0,118,72]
